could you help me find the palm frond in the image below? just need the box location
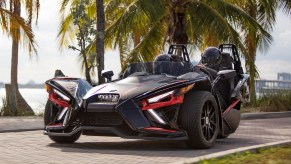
[215,0,273,51]
[125,21,166,63]
[279,0,291,15]
[87,0,96,19]
[57,14,76,50]
[188,1,245,52]
[0,7,37,55]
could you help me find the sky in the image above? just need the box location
[1,0,291,84]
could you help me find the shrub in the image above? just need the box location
[242,91,291,112]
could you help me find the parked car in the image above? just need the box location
[44,44,249,149]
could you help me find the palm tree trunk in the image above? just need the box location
[96,0,105,84]
[118,44,126,71]
[82,53,92,84]
[169,1,189,44]
[245,31,257,104]
[245,5,257,104]
[10,1,34,115]
[80,33,92,84]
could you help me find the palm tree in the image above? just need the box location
[0,0,35,43]
[58,0,273,88]
[58,0,106,84]
[226,0,276,103]
[96,0,105,84]
[1,0,39,115]
[105,0,271,68]
[68,0,96,84]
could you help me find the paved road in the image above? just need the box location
[1,117,291,164]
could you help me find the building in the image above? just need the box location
[278,72,291,81]
[255,72,291,94]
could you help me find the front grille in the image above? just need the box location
[82,112,123,126]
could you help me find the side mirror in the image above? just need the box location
[54,69,65,77]
[101,70,114,82]
[217,70,236,79]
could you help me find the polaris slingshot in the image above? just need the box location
[44,44,249,149]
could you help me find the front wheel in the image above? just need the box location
[44,100,81,144]
[180,91,219,149]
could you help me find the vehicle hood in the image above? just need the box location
[83,75,184,101]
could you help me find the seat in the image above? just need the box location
[220,52,233,70]
[216,52,235,110]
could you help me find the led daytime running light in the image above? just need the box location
[147,91,174,104]
[53,89,70,101]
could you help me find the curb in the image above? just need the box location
[0,117,43,133]
[241,111,291,120]
[171,140,291,164]
[0,128,43,133]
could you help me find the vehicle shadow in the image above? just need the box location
[47,137,265,158]
[49,139,188,151]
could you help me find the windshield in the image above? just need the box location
[123,61,194,78]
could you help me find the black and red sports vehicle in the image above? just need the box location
[44,44,249,149]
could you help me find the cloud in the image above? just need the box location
[256,11,291,79]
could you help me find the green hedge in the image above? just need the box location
[243,91,291,112]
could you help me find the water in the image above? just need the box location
[0,88,48,114]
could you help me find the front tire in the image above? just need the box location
[180,91,219,149]
[44,100,81,144]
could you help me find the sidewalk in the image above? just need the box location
[0,111,291,133]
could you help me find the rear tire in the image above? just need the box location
[44,100,81,144]
[180,91,219,149]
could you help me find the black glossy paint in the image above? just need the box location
[117,99,151,129]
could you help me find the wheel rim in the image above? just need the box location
[201,100,217,141]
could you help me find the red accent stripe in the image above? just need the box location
[141,95,184,110]
[93,85,107,94]
[143,127,177,133]
[47,123,63,127]
[223,99,240,115]
[49,93,70,108]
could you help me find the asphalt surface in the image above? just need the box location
[0,113,290,163]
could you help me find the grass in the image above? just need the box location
[0,97,36,116]
[0,97,14,116]
[242,91,291,113]
[198,144,291,164]
[35,112,44,117]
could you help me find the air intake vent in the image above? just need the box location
[82,112,123,126]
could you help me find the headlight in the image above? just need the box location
[97,94,119,102]
[141,84,194,110]
[53,89,70,101]
[147,91,174,103]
